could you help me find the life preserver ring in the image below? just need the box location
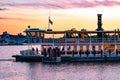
[4,35,11,42]
[32,38,39,43]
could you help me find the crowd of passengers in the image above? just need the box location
[41,47,120,57]
[42,47,61,57]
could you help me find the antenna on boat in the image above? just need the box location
[47,9,53,31]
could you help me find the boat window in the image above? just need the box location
[30,32,36,36]
[40,32,44,37]
[36,32,39,37]
[26,32,31,36]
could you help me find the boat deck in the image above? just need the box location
[12,54,120,62]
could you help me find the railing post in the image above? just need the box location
[114,30,117,55]
[77,32,80,55]
[65,32,67,55]
[28,36,30,54]
[102,31,104,56]
[90,32,92,55]
[52,33,55,48]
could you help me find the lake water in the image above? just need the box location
[0,45,120,80]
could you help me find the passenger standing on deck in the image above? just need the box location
[93,50,96,56]
[62,46,65,55]
[48,47,51,57]
[58,47,60,57]
[55,47,59,57]
[49,47,52,57]
[79,50,81,57]
[32,48,35,55]
[109,50,111,55]
[72,50,74,57]
[36,48,38,54]
[43,48,47,57]
[53,48,56,57]
[116,49,118,55]
[100,50,103,56]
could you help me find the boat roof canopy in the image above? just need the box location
[24,28,120,34]
[24,28,46,32]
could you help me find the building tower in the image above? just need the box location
[96,14,104,31]
[96,14,104,37]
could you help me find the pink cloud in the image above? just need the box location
[0,0,120,9]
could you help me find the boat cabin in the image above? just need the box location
[24,28,120,56]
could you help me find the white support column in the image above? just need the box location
[77,32,80,55]
[89,45,92,51]
[102,32,104,55]
[71,46,74,51]
[77,45,80,55]
[71,46,74,56]
[90,32,92,54]
[83,45,86,54]
[65,32,67,55]
[28,36,30,54]
[58,46,61,50]
[40,45,42,55]
[65,46,67,55]
[101,45,104,52]
[60,46,62,51]
[114,30,117,55]
[52,33,55,49]
[95,45,99,51]
[115,43,116,55]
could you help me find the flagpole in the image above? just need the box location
[47,9,53,31]
[48,9,51,30]
[48,16,50,30]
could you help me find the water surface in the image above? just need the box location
[0,46,120,80]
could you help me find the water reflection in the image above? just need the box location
[1,61,120,80]
[1,46,120,80]
[22,62,120,80]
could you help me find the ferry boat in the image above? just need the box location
[12,14,120,62]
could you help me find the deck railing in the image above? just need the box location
[28,37,119,44]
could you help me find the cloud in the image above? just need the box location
[0,0,120,9]
[0,8,6,10]
[0,17,30,21]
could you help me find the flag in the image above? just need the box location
[49,17,53,25]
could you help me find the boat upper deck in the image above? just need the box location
[24,28,120,44]
[25,28,120,34]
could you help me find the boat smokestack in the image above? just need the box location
[96,14,104,31]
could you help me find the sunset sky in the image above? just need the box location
[0,0,120,34]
